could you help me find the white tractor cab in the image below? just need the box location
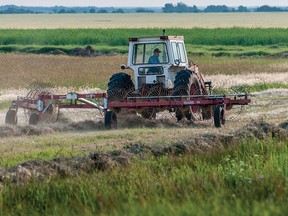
[125,35,189,90]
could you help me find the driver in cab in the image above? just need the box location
[147,48,161,74]
[148,48,161,64]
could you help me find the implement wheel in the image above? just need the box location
[29,112,40,125]
[175,109,184,121]
[5,110,17,125]
[24,89,59,123]
[214,105,225,128]
[104,111,117,130]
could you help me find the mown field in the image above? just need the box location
[0,13,288,215]
[1,13,288,29]
[0,53,288,90]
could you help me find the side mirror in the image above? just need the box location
[120,64,126,70]
[174,59,180,66]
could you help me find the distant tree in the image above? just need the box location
[162,3,175,13]
[136,8,154,13]
[58,9,66,13]
[162,2,199,13]
[0,6,34,14]
[255,5,283,12]
[97,9,108,13]
[67,9,76,13]
[58,8,76,13]
[89,8,96,13]
[175,2,189,12]
[191,5,199,13]
[237,5,249,12]
[112,8,125,13]
[204,5,230,13]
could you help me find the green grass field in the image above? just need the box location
[1,28,288,46]
[0,28,288,57]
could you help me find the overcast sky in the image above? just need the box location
[1,0,288,7]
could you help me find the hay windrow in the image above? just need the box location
[0,125,54,137]
[0,115,194,137]
[0,120,287,187]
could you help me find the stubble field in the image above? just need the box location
[0,12,288,215]
[1,13,288,28]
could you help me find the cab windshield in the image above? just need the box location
[132,43,169,65]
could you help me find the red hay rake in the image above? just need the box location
[5,90,251,129]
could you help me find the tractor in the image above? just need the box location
[107,31,212,121]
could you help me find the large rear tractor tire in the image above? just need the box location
[173,70,202,121]
[107,72,135,113]
[5,110,18,125]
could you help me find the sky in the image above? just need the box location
[1,0,288,7]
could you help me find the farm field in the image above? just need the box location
[0,12,288,215]
[1,12,288,29]
[1,53,288,89]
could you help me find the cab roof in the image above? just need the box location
[129,36,184,42]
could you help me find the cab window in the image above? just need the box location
[171,42,179,61]
[178,43,187,62]
[138,67,164,75]
[132,43,168,64]
[171,42,187,63]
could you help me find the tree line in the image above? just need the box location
[0,4,287,14]
[162,3,287,13]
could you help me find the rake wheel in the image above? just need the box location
[24,89,59,124]
[139,84,168,119]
